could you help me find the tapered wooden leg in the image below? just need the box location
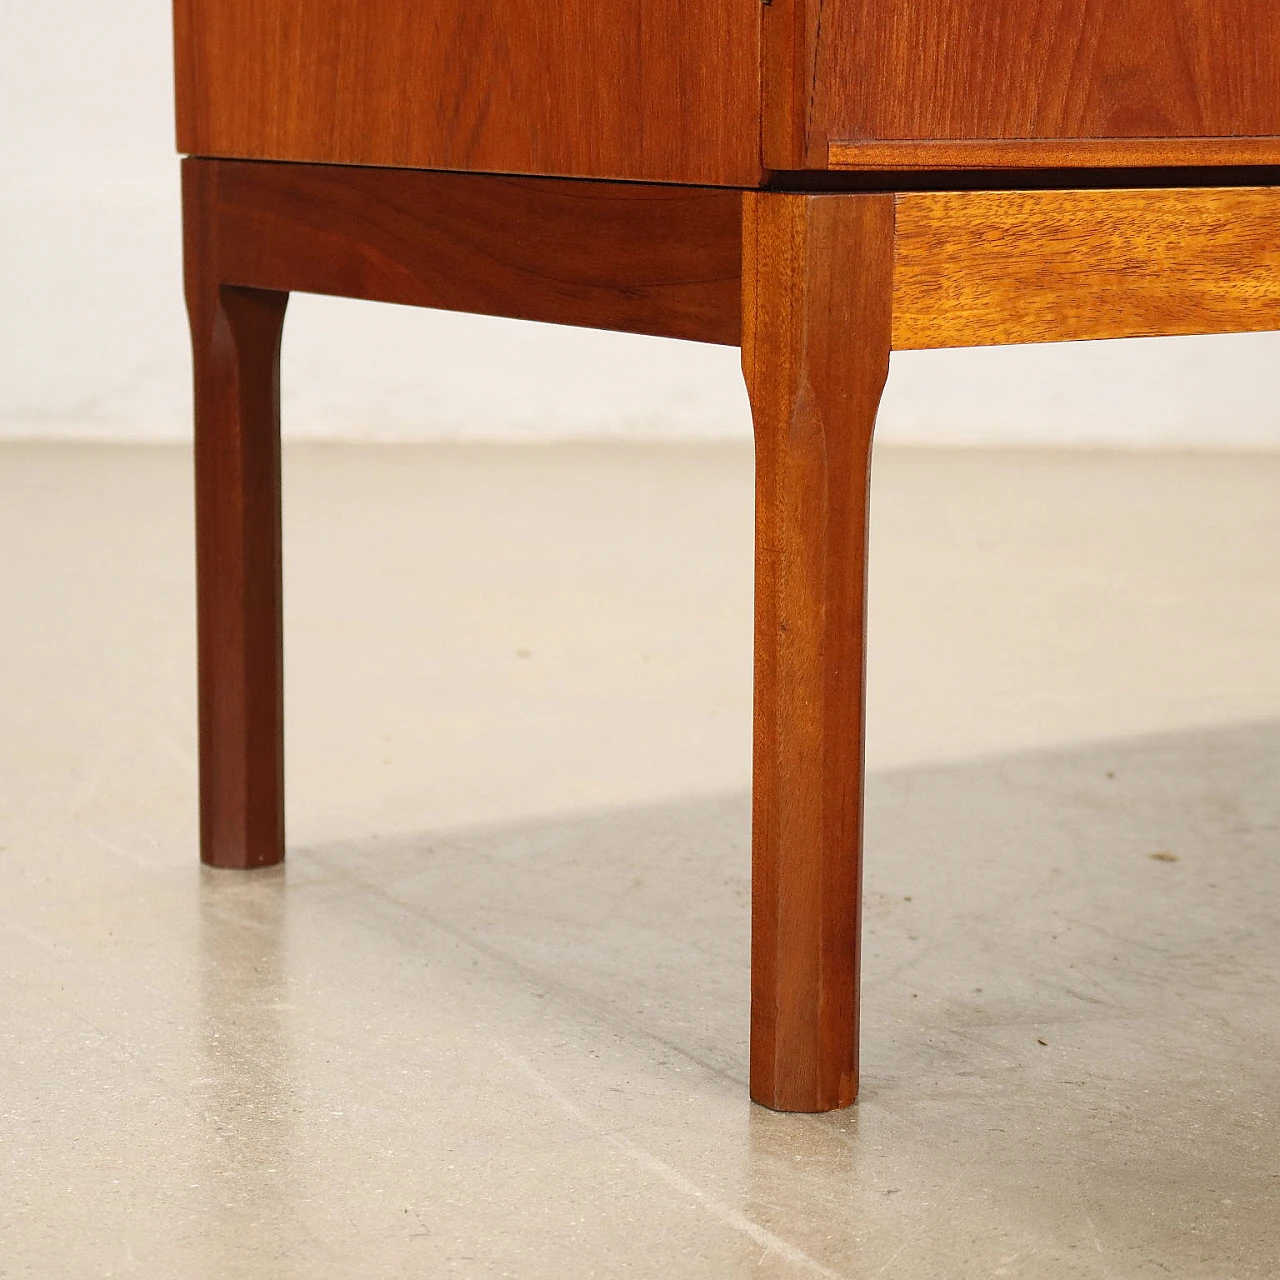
[742,192,895,1112]
[184,163,288,870]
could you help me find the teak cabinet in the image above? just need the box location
[176,2,1280,1111]
[176,0,1280,182]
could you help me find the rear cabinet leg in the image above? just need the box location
[741,192,895,1112]
[184,163,289,870]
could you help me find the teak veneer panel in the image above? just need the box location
[768,0,1280,169]
[189,160,743,346]
[174,0,761,186]
[179,0,1279,178]
[890,186,1280,349]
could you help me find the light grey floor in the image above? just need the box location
[2,442,1278,1278]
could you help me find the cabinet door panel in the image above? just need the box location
[766,0,1280,167]
[833,0,1279,138]
[175,0,762,186]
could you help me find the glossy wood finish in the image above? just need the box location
[742,192,894,1112]
[891,186,1280,349]
[176,0,1280,179]
[188,160,743,346]
[184,162,288,871]
[766,0,1280,170]
[174,0,761,186]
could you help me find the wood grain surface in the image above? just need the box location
[193,160,743,345]
[761,0,827,169]
[766,0,1280,169]
[891,185,1280,349]
[174,0,761,186]
[176,0,1280,178]
[184,163,288,871]
[742,192,894,1112]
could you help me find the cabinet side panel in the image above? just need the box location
[818,0,1280,148]
[174,0,762,187]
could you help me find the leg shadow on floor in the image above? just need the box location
[267,717,1280,1275]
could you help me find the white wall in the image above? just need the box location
[3,0,1278,447]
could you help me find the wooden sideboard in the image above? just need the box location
[175,1,1280,1112]
[176,0,1280,181]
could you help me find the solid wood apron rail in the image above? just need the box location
[891,185,1280,349]
[183,157,1276,1112]
[186,159,744,346]
[192,162,1280,357]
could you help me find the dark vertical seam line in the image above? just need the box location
[807,0,826,167]
[756,0,767,174]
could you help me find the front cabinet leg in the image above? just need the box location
[742,192,895,1112]
[184,166,289,869]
